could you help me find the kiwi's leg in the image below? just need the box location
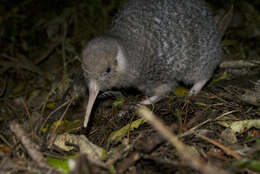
[189,79,208,96]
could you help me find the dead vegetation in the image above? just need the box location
[0,0,260,174]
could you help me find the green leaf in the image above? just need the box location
[218,119,260,134]
[222,39,237,47]
[175,86,189,96]
[47,157,70,173]
[108,118,147,143]
[234,159,260,172]
[209,71,228,86]
[113,97,125,107]
[42,120,82,133]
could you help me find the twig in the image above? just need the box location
[2,54,43,75]
[47,96,75,146]
[62,21,68,76]
[179,110,238,138]
[70,154,108,174]
[34,42,60,65]
[220,60,259,68]
[128,112,137,141]
[106,144,133,166]
[20,98,34,140]
[9,121,52,169]
[195,134,241,160]
[39,98,72,135]
[134,132,165,153]
[138,106,231,174]
[0,78,6,97]
[0,134,12,148]
[117,152,141,174]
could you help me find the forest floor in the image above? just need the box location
[0,0,260,174]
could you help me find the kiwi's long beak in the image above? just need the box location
[84,80,100,127]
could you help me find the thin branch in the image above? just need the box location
[21,98,34,140]
[9,121,52,170]
[138,106,231,174]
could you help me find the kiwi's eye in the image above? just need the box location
[105,67,111,73]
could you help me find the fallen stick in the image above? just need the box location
[138,106,231,174]
[10,121,52,170]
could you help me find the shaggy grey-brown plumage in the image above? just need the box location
[82,0,225,127]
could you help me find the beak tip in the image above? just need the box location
[83,80,100,128]
[83,120,88,128]
[83,112,90,128]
